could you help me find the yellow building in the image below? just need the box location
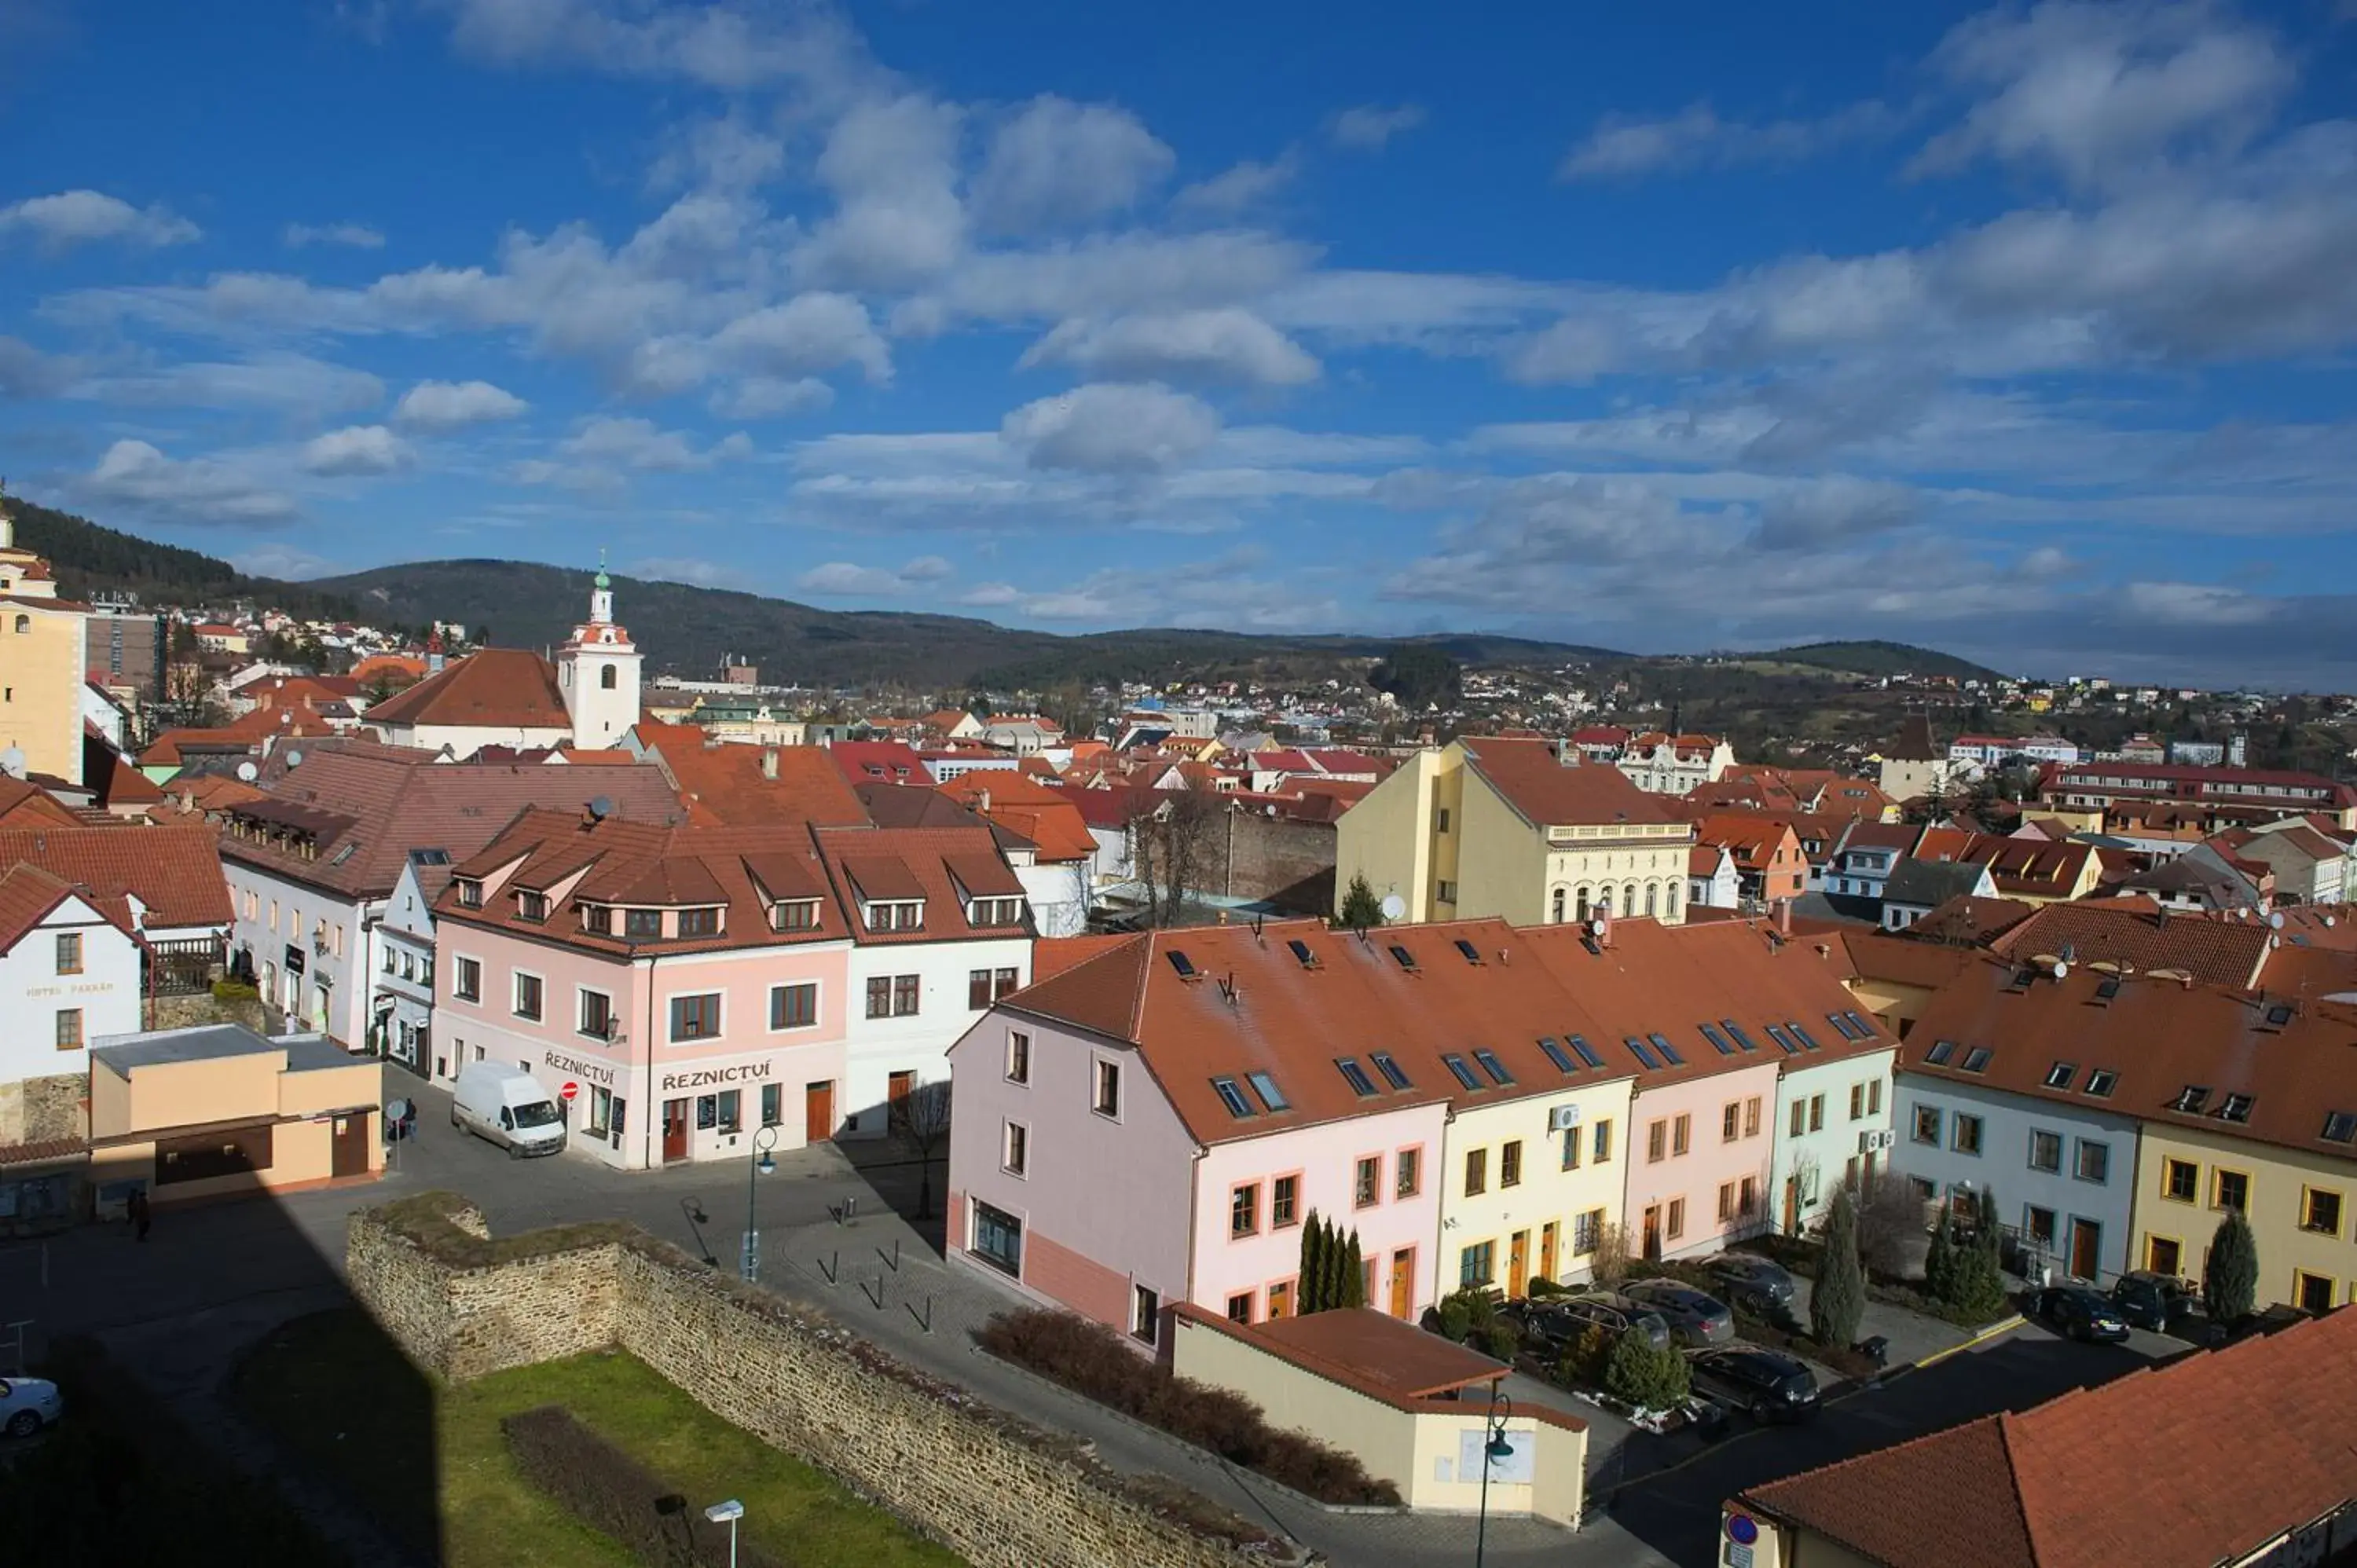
[2132,1119,2357,1313]
[0,500,91,789]
[1336,736,1692,926]
[1440,1071,1637,1295]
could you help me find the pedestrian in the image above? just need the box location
[129,1188,151,1243]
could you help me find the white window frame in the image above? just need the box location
[1002,1119,1029,1178]
[1091,1055,1124,1122]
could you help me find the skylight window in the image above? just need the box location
[2216,1093,2253,1123]
[1286,938,1319,970]
[1842,1010,1875,1037]
[1389,943,1419,972]
[1453,938,1483,965]
[1246,1072,1289,1112]
[1442,1053,1483,1090]
[1371,1052,1412,1090]
[328,842,357,866]
[1824,1012,1858,1041]
[2172,1085,2210,1114]
[2044,1062,2076,1090]
[2084,1069,2117,1098]
[2264,1002,2294,1027]
[1925,1039,1958,1066]
[1765,1025,1801,1056]
[1626,1035,1662,1070]
[1960,1046,1992,1074]
[1648,1032,1685,1066]
[1787,1022,1821,1051]
[1567,1035,1604,1069]
[1168,951,1198,979]
[1211,1077,1252,1118]
[1699,1023,1736,1056]
[2094,976,2121,1002]
[1336,1057,1378,1097]
[1721,1020,1759,1053]
[1473,1050,1514,1086]
[2323,1111,2357,1145]
[1537,1037,1576,1073]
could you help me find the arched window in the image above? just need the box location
[1622,882,1639,916]
[1664,882,1679,918]
[1550,887,1567,924]
[599,665,618,690]
[1575,887,1592,921]
[11,615,25,634]
[1644,882,1659,917]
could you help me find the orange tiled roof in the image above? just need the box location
[0,822,231,932]
[1460,736,1681,830]
[635,731,866,829]
[361,647,569,731]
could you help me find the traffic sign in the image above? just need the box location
[559,1080,579,1102]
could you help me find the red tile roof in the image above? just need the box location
[1741,1302,2357,1568]
[1988,899,2272,989]
[0,778,85,829]
[827,739,928,785]
[0,822,232,932]
[633,729,866,829]
[1692,813,1802,872]
[935,771,1097,863]
[812,826,1032,944]
[361,647,570,732]
[1458,736,1681,830]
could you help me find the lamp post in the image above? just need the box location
[703,1498,744,1568]
[1474,1383,1514,1568]
[740,1125,778,1282]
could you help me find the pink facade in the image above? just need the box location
[434,922,852,1169]
[1621,1061,1783,1262]
[946,1013,1197,1339]
[1190,1105,1448,1324]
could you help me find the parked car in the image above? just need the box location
[1507,1294,1673,1354]
[0,1376,62,1438]
[1700,1254,1798,1315]
[2110,1272,2208,1338]
[2029,1283,2131,1343]
[1688,1348,1820,1423]
[1618,1279,1736,1346]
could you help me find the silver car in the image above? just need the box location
[1618,1279,1737,1346]
[0,1376,62,1438]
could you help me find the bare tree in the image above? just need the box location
[900,1079,953,1220]
[1852,1172,1934,1280]
[1129,790,1222,925]
[1589,1220,1633,1287]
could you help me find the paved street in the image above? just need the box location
[0,1068,2179,1568]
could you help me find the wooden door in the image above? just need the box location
[888,1070,916,1130]
[1538,1222,1559,1285]
[330,1113,370,1178]
[1508,1230,1530,1297]
[2147,1236,2182,1277]
[1642,1204,1662,1260]
[2069,1218,2100,1281]
[662,1099,690,1163]
[1387,1248,1414,1318]
[804,1081,835,1144]
[1783,1177,1800,1235]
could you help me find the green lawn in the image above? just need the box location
[231,1308,966,1568]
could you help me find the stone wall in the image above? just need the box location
[148,988,266,1035]
[0,1073,88,1145]
[1202,813,1336,914]
[348,1193,1300,1568]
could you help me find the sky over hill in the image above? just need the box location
[3,1,2355,685]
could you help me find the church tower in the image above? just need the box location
[555,555,641,749]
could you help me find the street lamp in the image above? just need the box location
[703,1498,744,1568]
[1474,1383,1514,1568]
[741,1125,778,1282]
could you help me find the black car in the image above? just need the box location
[1505,1294,1673,1354]
[2110,1272,2209,1338]
[1700,1254,1798,1315]
[1688,1348,1820,1423]
[2029,1282,2131,1343]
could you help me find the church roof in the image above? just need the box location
[362,648,570,733]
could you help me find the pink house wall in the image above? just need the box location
[1189,1103,1450,1324]
[1620,1061,1783,1262]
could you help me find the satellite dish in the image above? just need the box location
[1379,893,1406,922]
[2051,960,2069,980]
[1589,918,1608,936]
[284,749,304,768]
[588,795,614,821]
[2269,911,2286,930]
[236,760,259,782]
[0,745,22,779]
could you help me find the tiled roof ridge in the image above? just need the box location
[1989,1413,2044,1568]
[1002,932,1154,1041]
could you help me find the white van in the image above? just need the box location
[450,1063,566,1158]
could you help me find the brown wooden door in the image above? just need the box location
[1388,1248,1414,1318]
[888,1070,915,1131]
[1508,1230,1530,1296]
[1538,1222,1559,1285]
[2069,1218,2100,1281]
[2147,1236,2182,1276]
[662,1099,689,1163]
[804,1081,834,1144]
[330,1113,370,1178]
[1643,1204,1662,1260]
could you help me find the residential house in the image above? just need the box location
[1912,830,2102,906]
[1616,733,1735,796]
[1823,821,1921,902]
[980,715,1063,756]
[1692,815,1808,907]
[2229,820,2348,906]
[1687,844,1740,912]
[372,850,448,1075]
[0,504,93,789]
[923,709,983,743]
[627,727,867,830]
[1728,1302,2357,1568]
[824,739,930,786]
[1875,715,1968,804]
[1336,736,1692,928]
[1832,930,1981,1040]
[1985,897,2275,990]
[2042,760,2357,831]
[2113,844,2269,914]
[935,772,1096,938]
[1879,856,2000,931]
[0,866,141,1146]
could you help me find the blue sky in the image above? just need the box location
[5,2,2356,686]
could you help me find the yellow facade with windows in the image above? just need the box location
[1437,1077,1637,1295]
[0,506,90,789]
[2130,1121,2357,1312]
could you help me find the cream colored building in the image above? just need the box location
[0,501,91,788]
[1616,732,1735,796]
[1440,1073,1636,1294]
[1336,736,1692,926]
[2131,1119,2357,1313]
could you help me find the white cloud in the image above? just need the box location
[558,416,753,472]
[795,555,957,597]
[959,549,1336,629]
[0,337,70,398]
[1913,0,2293,189]
[0,189,198,250]
[1751,475,1923,549]
[708,376,834,419]
[794,93,966,291]
[648,112,788,194]
[1559,100,1900,180]
[434,0,881,100]
[2121,580,2274,626]
[284,221,386,248]
[1328,104,1426,151]
[1174,153,1299,216]
[75,352,385,414]
[82,439,297,523]
[394,378,529,429]
[970,96,1175,233]
[1001,383,1220,474]
[300,424,414,476]
[1019,309,1320,387]
[629,556,734,588]
[710,292,891,383]
[237,542,336,579]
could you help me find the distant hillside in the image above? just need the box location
[7,496,357,621]
[1755,640,2009,683]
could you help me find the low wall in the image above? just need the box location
[348,1192,1299,1568]
[0,1073,86,1145]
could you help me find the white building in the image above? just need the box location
[372,852,446,1073]
[0,868,141,1144]
[1618,733,1736,796]
[1687,844,1742,911]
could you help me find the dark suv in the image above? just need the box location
[2110,1272,2211,1339]
[1506,1293,1672,1354]
[2029,1282,2131,1343]
[1688,1348,1820,1423]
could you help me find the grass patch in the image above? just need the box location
[232,1308,966,1568]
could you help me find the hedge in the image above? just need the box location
[503,1404,787,1568]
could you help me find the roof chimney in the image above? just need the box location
[1593,903,1612,947]
[761,747,779,780]
[1774,898,1794,938]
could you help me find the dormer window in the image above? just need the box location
[967,896,1025,929]
[516,890,548,924]
[623,908,662,940]
[771,899,820,932]
[580,903,612,935]
[676,907,720,938]
[867,900,925,932]
[455,879,483,909]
